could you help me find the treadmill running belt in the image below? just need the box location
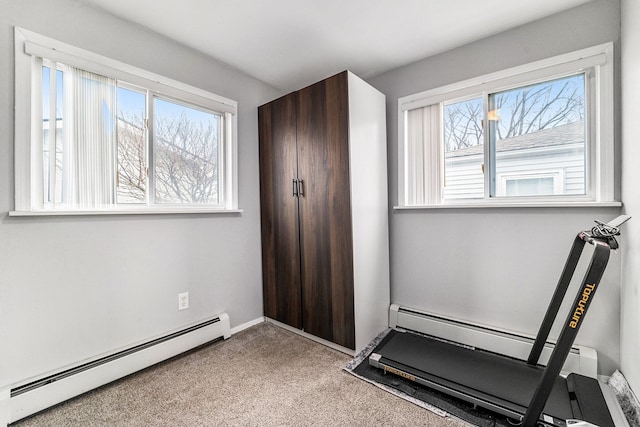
[375,330,574,421]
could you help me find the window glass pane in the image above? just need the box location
[54,69,63,204]
[443,97,484,199]
[506,177,555,196]
[42,65,50,202]
[42,66,50,121]
[153,98,221,204]
[21,31,239,213]
[42,66,64,205]
[117,86,147,204]
[490,74,586,197]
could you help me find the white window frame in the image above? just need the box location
[12,27,240,216]
[497,170,564,197]
[396,42,619,209]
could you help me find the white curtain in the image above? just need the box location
[63,66,117,208]
[406,104,442,205]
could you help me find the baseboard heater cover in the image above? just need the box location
[2,313,230,425]
[389,304,597,378]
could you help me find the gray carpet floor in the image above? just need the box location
[11,322,468,426]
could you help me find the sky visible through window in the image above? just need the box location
[154,97,220,132]
[117,86,145,118]
[153,97,221,204]
[491,74,584,142]
[41,66,63,121]
[443,73,585,153]
[42,70,218,134]
[442,73,586,199]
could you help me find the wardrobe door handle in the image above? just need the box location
[298,179,304,196]
[292,179,298,197]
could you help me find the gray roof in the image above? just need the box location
[446,121,584,158]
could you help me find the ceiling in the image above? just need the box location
[82,0,592,93]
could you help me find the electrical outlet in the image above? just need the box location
[178,292,189,310]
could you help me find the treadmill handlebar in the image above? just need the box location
[521,216,630,427]
[579,215,631,250]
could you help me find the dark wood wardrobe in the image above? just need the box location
[258,71,389,353]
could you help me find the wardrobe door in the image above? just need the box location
[258,93,302,329]
[296,72,356,349]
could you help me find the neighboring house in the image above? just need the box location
[444,121,586,199]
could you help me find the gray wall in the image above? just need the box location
[620,0,640,394]
[0,0,281,388]
[368,0,623,375]
[0,0,630,394]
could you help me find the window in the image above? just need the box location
[13,27,238,215]
[498,171,563,197]
[398,43,616,208]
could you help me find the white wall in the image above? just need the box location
[620,0,640,394]
[0,0,281,389]
[368,0,624,375]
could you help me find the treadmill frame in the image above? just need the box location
[522,233,609,426]
[370,217,629,427]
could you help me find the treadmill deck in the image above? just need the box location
[371,330,574,423]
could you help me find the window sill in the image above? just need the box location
[9,207,243,217]
[394,200,622,210]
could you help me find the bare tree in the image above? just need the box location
[154,112,219,204]
[493,79,584,140]
[443,75,584,152]
[443,98,483,152]
[116,111,219,204]
[117,113,146,202]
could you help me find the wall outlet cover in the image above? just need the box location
[178,292,189,310]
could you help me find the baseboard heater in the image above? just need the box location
[389,304,598,378]
[1,313,230,425]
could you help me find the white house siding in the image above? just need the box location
[494,144,585,196]
[444,154,484,199]
[444,123,585,199]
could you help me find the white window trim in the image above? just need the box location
[496,170,564,197]
[12,27,240,216]
[396,42,619,209]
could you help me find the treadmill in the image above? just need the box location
[369,216,631,427]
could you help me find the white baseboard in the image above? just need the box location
[265,318,355,356]
[1,313,230,426]
[230,316,265,335]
